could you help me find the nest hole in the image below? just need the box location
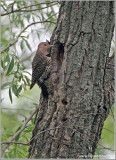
[57,42,64,63]
[61,98,68,105]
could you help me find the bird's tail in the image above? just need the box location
[37,81,48,98]
[30,82,35,89]
[30,81,48,98]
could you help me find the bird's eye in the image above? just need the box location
[44,44,46,46]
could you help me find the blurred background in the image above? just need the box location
[1,0,115,159]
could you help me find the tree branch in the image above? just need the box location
[1,108,33,111]
[1,13,57,53]
[1,4,7,12]
[29,120,68,144]
[1,141,29,145]
[1,105,39,156]
[1,2,59,16]
[15,1,57,10]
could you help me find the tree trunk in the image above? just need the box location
[28,1,114,158]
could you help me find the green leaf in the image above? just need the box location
[15,125,22,133]
[1,60,4,69]
[5,47,9,53]
[32,16,35,22]
[33,103,39,107]
[1,82,11,90]
[23,1,26,6]
[20,36,27,38]
[31,118,35,124]
[17,85,22,95]
[17,63,20,71]
[20,20,24,28]
[9,88,12,103]
[19,75,23,82]
[20,65,26,71]
[5,54,10,62]
[15,134,20,142]
[37,4,42,9]
[6,58,14,76]
[37,32,40,39]
[12,85,18,97]
[2,134,9,140]
[24,39,32,51]
[18,113,27,119]
[26,14,31,22]
[20,40,24,51]
[25,76,30,86]
[22,77,27,86]
[23,71,31,76]
[12,54,19,60]
[15,125,22,141]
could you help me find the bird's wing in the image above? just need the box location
[31,56,47,82]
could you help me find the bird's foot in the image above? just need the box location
[39,77,44,83]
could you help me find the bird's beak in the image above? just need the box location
[49,45,55,48]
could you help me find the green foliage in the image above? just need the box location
[1,26,10,47]
[1,52,30,103]
[6,57,14,76]
[9,88,13,103]
[94,104,115,159]
[1,111,35,158]
[1,81,40,158]
[101,105,114,148]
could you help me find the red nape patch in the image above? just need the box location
[38,44,40,47]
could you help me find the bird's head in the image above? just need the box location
[38,40,54,56]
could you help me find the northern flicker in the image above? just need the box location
[30,40,54,97]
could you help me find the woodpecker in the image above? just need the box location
[30,40,54,97]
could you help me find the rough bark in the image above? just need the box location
[28,1,114,158]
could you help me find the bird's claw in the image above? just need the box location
[39,78,44,83]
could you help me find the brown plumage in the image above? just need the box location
[30,41,54,97]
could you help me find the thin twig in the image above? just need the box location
[103,127,114,134]
[1,13,58,53]
[1,108,33,111]
[29,120,68,144]
[1,105,39,156]
[15,1,58,10]
[1,4,7,12]
[1,40,18,53]
[1,1,58,15]
[1,2,58,16]
[1,141,28,145]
